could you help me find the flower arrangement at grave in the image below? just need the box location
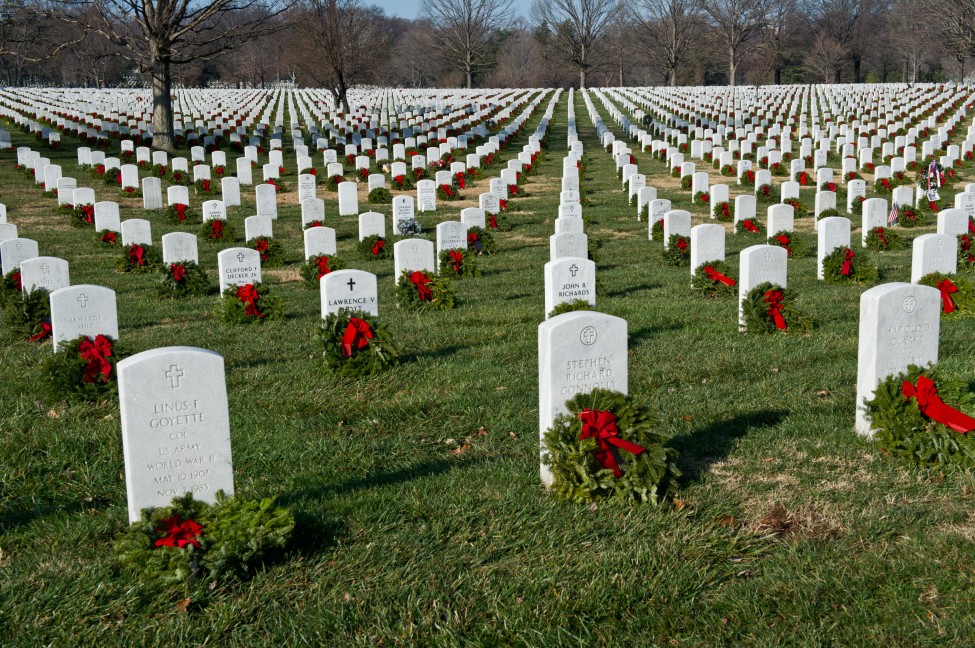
[303,220,325,230]
[395,269,455,310]
[768,231,806,258]
[467,226,497,255]
[874,177,894,193]
[541,388,680,505]
[64,199,94,225]
[756,184,774,203]
[866,365,975,468]
[680,175,692,190]
[796,171,813,187]
[737,218,765,236]
[116,243,161,273]
[267,177,288,192]
[438,248,479,279]
[158,262,209,298]
[898,207,925,227]
[662,234,690,266]
[4,287,53,341]
[368,187,392,204]
[918,272,975,315]
[114,492,294,598]
[166,201,194,224]
[300,254,345,288]
[741,282,812,334]
[248,236,283,266]
[892,171,909,185]
[198,219,236,244]
[396,216,423,237]
[97,229,118,245]
[694,191,710,205]
[864,162,876,173]
[692,261,737,297]
[769,162,787,176]
[216,282,285,324]
[318,309,400,378]
[40,333,127,401]
[358,235,391,259]
[195,178,214,195]
[325,174,343,191]
[822,246,879,284]
[865,226,907,252]
[120,149,135,161]
[547,299,593,318]
[486,211,511,231]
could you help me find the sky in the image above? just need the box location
[370,0,533,20]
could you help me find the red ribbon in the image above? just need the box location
[154,514,203,550]
[937,278,958,313]
[488,214,498,229]
[455,173,465,189]
[763,289,787,330]
[174,203,187,221]
[201,179,210,192]
[171,264,187,284]
[902,376,975,433]
[840,248,855,276]
[676,237,688,251]
[315,255,331,279]
[578,409,646,477]
[742,219,759,234]
[371,239,385,255]
[79,334,113,383]
[236,284,264,318]
[81,205,94,224]
[254,238,269,261]
[10,271,21,291]
[340,317,373,358]
[703,265,736,286]
[100,231,116,244]
[775,233,792,256]
[128,244,145,266]
[448,249,464,273]
[499,199,507,210]
[969,219,975,234]
[509,185,519,196]
[409,271,433,301]
[874,228,888,247]
[210,219,225,238]
[27,321,51,342]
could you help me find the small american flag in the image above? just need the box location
[888,202,899,226]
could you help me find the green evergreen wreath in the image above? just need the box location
[662,234,690,266]
[865,226,908,251]
[822,246,879,284]
[680,175,692,190]
[767,230,807,258]
[782,198,810,218]
[867,365,975,468]
[438,248,480,278]
[368,187,392,204]
[741,282,812,334]
[898,207,925,228]
[850,196,867,216]
[485,211,511,232]
[97,229,119,246]
[158,262,210,299]
[436,184,460,201]
[714,201,733,222]
[4,287,52,341]
[114,491,293,597]
[40,334,126,402]
[358,235,392,259]
[116,243,162,273]
[318,309,400,378]
[736,218,765,236]
[959,234,975,269]
[198,219,237,244]
[588,237,602,263]
[0,269,22,307]
[466,226,497,255]
[548,299,592,319]
[248,236,284,267]
[542,388,680,504]
[215,283,285,324]
[756,184,774,204]
[71,204,95,228]
[917,272,975,316]
[165,203,194,225]
[816,208,842,221]
[300,254,346,288]
[692,261,737,297]
[395,269,455,310]
[651,219,664,240]
[325,174,344,192]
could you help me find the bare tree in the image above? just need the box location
[486,23,543,87]
[55,0,294,151]
[928,0,975,80]
[419,0,513,88]
[632,0,699,86]
[803,30,847,81]
[758,0,804,84]
[886,0,933,82]
[699,0,772,86]
[815,0,885,83]
[530,0,621,87]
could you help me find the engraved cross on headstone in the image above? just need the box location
[40,263,50,275]
[77,293,89,308]
[237,252,245,262]
[165,364,184,388]
[569,264,579,277]
[347,278,356,291]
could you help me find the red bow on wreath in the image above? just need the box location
[315,255,332,279]
[170,264,187,284]
[455,173,465,189]
[742,219,759,234]
[371,239,385,255]
[676,237,688,251]
[840,248,855,276]
[763,289,787,330]
[875,228,888,247]
[128,244,145,266]
[10,271,21,291]
[488,214,499,229]
[100,231,116,244]
[79,334,113,383]
[81,205,94,224]
[499,199,507,210]
[27,321,52,342]
[703,265,736,286]
[340,317,373,358]
[174,203,187,221]
[236,284,264,318]
[449,249,464,273]
[210,220,225,238]
[201,180,210,192]
[902,376,975,433]
[154,514,203,550]
[775,234,792,255]
[254,239,269,261]
[408,271,433,301]
[578,409,646,477]
[969,219,975,234]
[938,278,958,314]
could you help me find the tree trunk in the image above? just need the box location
[668,66,677,86]
[579,67,586,89]
[466,66,473,89]
[774,66,782,85]
[728,49,736,88]
[150,54,175,153]
[833,67,842,84]
[852,55,861,83]
[958,53,965,82]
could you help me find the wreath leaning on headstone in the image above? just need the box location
[865,227,908,252]
[357,235,392,259]
[822,246,879,284]
[300,254,346,288]
[438,248,480,279]
[116,243,162,273]
[198,219,237,244]
[547,299,592,319]
[248,237,284,267]
[158,262,210,299]
[466,227,497,256]
[318,309,400,378]
[662,234,690,266]
[692,261,737,297]
[917,272,975,316]
[40,334,127,402]
[4,287,53,341]
[767,230,807,258]
[958,233,975,269]
[741,282,812,334]
[114,492,294,598]
[395,269,455,310]
[542,388,681,504]
[867,365,975,468]
[215,282,285,324]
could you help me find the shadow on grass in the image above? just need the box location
[401,343,468,363]
[602,282,662,298]
[629,322,684,345]
[672,409,789,485]
[0,494,113,532]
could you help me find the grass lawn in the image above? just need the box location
[2,89,975,645]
